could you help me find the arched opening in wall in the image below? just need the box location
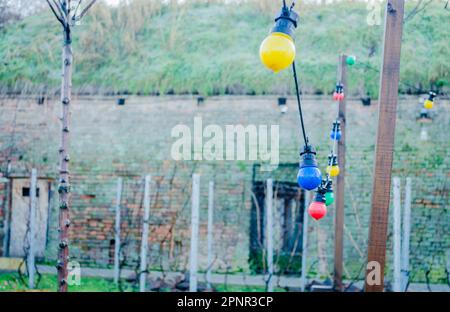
[249,164,305,275]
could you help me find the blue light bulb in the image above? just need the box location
[297,145,322,191]
[330,130,342,141]
[297,166,322,190]
[330,121,341,141]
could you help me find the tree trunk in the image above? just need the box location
[57,25,73,292]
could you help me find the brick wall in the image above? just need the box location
[0,95,448,283]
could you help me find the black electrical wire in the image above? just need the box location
[290,1,296,10]
[292,61,309,147]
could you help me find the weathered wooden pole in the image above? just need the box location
[334,54,347,292]
[113,177,123,284]
[139,175,151,292]
[56,6,73,292]
[28,169,37,289]
[300,190,310,292]
[365,0,405,292]
[265,179,274,292]
[189,174,200,292]
[401,177,412,291]
[206,181,214,289]
[45,0,97,292]
[392,177,402,292]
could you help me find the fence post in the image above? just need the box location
[139,175,151,292]
[401,177,412,291]
[206,181,214,289]
[300,190,310,292]
[392,177,402,292]
[334,54,347,292]
[266,179,274,292]
[28,168,37,289]
[189,174,200,292]
[113,177,123,284]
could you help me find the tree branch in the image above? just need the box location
[76,0,96,20]
[404,0,433,23]
[73,0,83,18]
[52,0,66,20]
[46,0,65,25]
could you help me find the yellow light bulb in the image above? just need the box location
[259,32,296,73]
[327,165,340,177]
[424,99,434,109]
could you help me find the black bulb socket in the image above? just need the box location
[271,6,299,39]
[332,120,341,132]
[335,83,344,93]
[300,145,318,168]
[325,180,333,193]
[428,91,437,101]
[328,154,338,166]
[314,187,327,203]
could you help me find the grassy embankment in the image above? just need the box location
[0,0,448,96]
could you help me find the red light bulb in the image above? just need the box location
[308,201,327,220]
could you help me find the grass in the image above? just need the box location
[0,272,286,292]
[0,1,448,96]
[0,272,128,292]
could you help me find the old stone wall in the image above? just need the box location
[0,95,448,283]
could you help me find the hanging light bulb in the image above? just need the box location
[332,83,344,101]
[278,97,288,114]
[324,180,334,206]
[308,186,327,220]
[326,154,340,177]
[423,91,436,110]
[297,145,322,191]
[346,55,356,66]
[330,120,342,141]
[259,5,299,73]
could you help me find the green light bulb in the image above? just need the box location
[325,191,334,206]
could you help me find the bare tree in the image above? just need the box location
[45,0,97,292]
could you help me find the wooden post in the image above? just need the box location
[2,175,11,257]
[365,0,405,292]
[401,177,412,291]
[392,177,401,292]
[189,174,200,292]
[28,169,37,289]
[57,9,73,292]
[206,181,214,289]
[334,54,347,292]
[139,175,151,292]
[300,190,310,292]
[265,179,274,292]
[113,177,123,284]
[45,0,98,292]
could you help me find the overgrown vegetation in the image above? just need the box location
[0,0,448,96]
[0,272,134,292]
